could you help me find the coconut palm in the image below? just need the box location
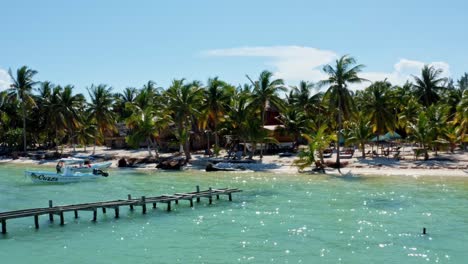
[454,90,468,147]
[293,124,334,171]
[361,80,396,153]
[289,81,322,115]
[125,104,170,158]
[247,70,286,159]
[165,79,204,161]
[412,65,447,107]
[319,55,366,171]
[409,112,433,160]
[7,66,39,152]
[277,107,308,150]
[225,86,253,155]
[347,113,373,158]
[56,85,86,151]
[87,84,116,154]
[75,113,96,152]
[114,87,137,121]
[202,77,234,156]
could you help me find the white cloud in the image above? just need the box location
[0,68,12,91]
[203,46,451,90]
[203,46,337,85]
[359,59,451,89]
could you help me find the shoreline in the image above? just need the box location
[1,147,467,178]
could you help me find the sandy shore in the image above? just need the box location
[1,146,467,177]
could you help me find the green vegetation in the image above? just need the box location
[0,59,466,163]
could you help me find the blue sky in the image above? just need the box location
[1,0,467,94]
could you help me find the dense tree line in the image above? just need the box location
[1,56,467,168]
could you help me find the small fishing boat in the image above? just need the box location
[24,158,110,183]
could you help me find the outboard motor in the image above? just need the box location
[93,169,109,177]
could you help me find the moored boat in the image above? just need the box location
[24,158,110,183]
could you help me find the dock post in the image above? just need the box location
[34,215,39,229]
[74,210,78,218]
[153,202,156,209]
[229,193,232,201]
[190,198,193,207]
[102,208,106,214]
[196,186,201,203]
[175,199,179,205]
[115,207,120,219]
[60,212,64,226]
[128,194,134,211]
[216,194,219,200]
[167,201,171,212]
[209,187,213,205]
[92,209,97,222]
[48,200,54,222]
[1,220,6,234]
[142,196,147,214]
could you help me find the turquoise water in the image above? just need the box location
[1,164,468,263]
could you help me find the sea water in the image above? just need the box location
[0,164,467,263]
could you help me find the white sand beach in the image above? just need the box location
[1,146,467,177]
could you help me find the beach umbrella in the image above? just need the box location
[370,134,388,142]
[384,131,401,141]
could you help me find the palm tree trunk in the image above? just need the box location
[184,135,191,161]
[22,103,27,152]
[336,97,342,173]
[260,107,265,159]
[151,138,159,159]
[146,137,153,157]
[361,142,365,158]
[214,119,218,157]
[92,131,97,155]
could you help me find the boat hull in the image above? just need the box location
[25,171,105,183]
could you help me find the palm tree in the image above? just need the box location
[165,79,204,161]
[225,86,253,155]
[114,87,137,121]
[277,107,308,150]
[75,113,96,152]
[247,70,286,159]
[346,114,373,158]
[319,55,366,172]
[361,80,396,153]
[293,124,334,171]
[289,81,321,115]
[203,77,234,156]
[409,112,433,160]
[454,90,468,149]
[57,85,86,151]
[125,104,169,158]
[87,84,116,154]
[7,66,39,152]
[412,65,447,107]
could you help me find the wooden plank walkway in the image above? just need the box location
[0,186,241,235]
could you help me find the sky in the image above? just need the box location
[1,0,467,94]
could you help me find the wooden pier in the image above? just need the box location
[0,186,241,235]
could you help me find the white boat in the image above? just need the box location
[24,158,110,183]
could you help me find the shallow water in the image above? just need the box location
[1,164,468,263]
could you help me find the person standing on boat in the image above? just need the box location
[56,161,64,173]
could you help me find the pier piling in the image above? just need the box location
[48,200,54,222]
[142,196,147,214]
[128,194,134,211]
